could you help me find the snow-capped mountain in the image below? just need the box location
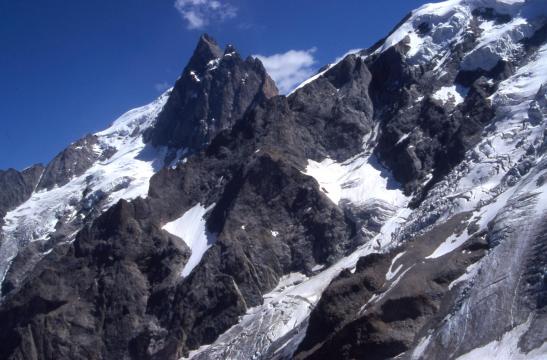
[0,0,545,359]
[0,93,169,287]
[0,35,276,294]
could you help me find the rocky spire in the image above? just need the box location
[185,33,223,75]
[146,34,278,154]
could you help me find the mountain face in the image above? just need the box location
[0,0,545,359]
[146,34,278,159]
[0,165,44,242]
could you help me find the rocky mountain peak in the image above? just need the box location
[223,44,237,56]
[186,33,223,74]
[146,34,278,156]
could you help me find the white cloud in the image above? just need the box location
[154,82,171,92]
[174,0,237,30]
[254,48,318,94]
[334,48,362,63]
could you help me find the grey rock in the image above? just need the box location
[146,34,278,156]
[0,165,44,219]
[37,134,112,191]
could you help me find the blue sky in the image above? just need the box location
[1,0,428,170]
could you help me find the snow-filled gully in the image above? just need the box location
[162,203,216,277]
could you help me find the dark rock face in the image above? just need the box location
[529,84,547,126]
[288,54,374,161]
[0,41,376,360]
[295,214,489,360]
[472,7,512,24]
[0,199,188,360]
[365,21,497,198]
[146,34,278,156]
[37,135,112,191]
[0,165,44,217]
[0,165,44,231]
[297,253,392,355]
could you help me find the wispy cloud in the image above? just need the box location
[154,82,171,92]
[174,0,237,30]
[334,48,362,63]
[254,48,317,94]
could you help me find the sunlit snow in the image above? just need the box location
[457,315,547,360]
[304,154,408,207]
[162,203,216,277]
[432,85,468,105]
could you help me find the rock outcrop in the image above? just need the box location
[146,34,278,158]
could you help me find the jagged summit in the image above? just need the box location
[146,34,278,154]
[186,33,223,74]
[0,34,277,297]
[223,43,237,55]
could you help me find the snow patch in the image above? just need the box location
[426,187,513,259]
[304,154,408,207]
[162,203,216,277]
[432,85,468,105]
[412,334,433,360]
[495,43,547,103]
[373,0,543,72]
[311,264,325,272]
[206,58,220,71]
[374,0,471,66]
[456,315,547,360]
[189,71,201,82]
[386,251,406,281]
[461,16,533,71]
[396,132,412,145]
[448,261,480,290]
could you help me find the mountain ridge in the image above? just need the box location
[0,0,546,359]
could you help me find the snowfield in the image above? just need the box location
[304,154,408,208]
[456,315,547,360]
[432,85,468,105]
[162,203,216,277]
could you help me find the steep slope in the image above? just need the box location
[147,34,277,158]
[0,1,545,360]
[0,165,44,259]
[184,1,547,359]
[0,49,376,360]
[0,166,44,223]
[0,35,277,296]
[293,0,547,359]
